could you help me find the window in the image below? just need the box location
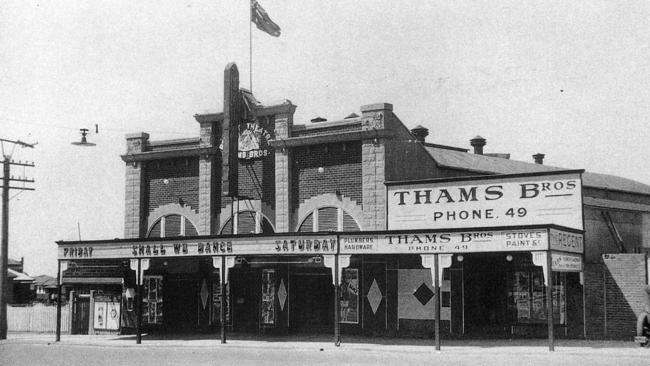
[148,215,198,238]
[220,211,274,234]
[298,207,360,232]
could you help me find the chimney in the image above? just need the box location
[411,125,429,143]
[533,153,545,164]
[470,135,486,155]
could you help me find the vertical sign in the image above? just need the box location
[222,63,240,197]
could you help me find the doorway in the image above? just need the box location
[289,266,333,333]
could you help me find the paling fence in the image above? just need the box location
[8,303,70,333]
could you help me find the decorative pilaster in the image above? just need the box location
[198,121,221,235]
[274,103,296,233]
[124,132,149,238]
[360,103,391,230]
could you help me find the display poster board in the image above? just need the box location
[260,269,275,325]
[339,268,359,324]
[93,300,120,330]
[387,172,583,231]
[143,276,163,324]
[211,271,231,326]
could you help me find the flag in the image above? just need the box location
[251,0,281,37]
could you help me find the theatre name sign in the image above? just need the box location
[387,171,584,232]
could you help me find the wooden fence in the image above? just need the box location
[8,303,70,333]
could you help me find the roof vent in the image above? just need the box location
[470,135,486,155]
[311,117,327,123]
[344,113,359,119]
[411,125,429,143]
[533,153,545,165]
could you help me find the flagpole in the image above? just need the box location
[249,0,253,92]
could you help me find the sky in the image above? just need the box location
[1,0,649,276]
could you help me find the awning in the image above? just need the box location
[62,277,123,285]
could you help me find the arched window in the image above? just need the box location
[148,214,198,238]
[220,211,274,234]
[298,207,360,232]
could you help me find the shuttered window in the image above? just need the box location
[238,211,257,234]
[298,213,314,232]
[148,215,198,238]
[164,214,182,237]
[185,218,198,236]
[219,211,274,234]
[318,207,338,232]
[298,208,360,232]
[342,211,360,231]
[149,221,162,238]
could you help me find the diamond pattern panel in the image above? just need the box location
[200,280,209,309]
[278,278,287,311]
[413,282,434,306]
[366,279,383,315]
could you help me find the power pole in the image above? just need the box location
[0,138,35,339]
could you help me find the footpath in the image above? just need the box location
[2,332,648,356]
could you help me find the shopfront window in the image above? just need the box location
[508,271,566,324]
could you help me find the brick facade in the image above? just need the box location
[112,88,650,340]
[603,254,648,339]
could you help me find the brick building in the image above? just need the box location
[56,63,650,342]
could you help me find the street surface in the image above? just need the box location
[1,333,649,366]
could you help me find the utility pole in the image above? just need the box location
[0,138,35,339]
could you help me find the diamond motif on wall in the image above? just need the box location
[366,279,383,315]
[200,280,209,309]
[413,283,434,306]
[278,278,287,311]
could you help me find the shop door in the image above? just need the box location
[450,268,464,335]
[231,268,259,332]
[164,278,199,331]
[362,262,387,335]
[71,296,90,334]
[289,267,333,332]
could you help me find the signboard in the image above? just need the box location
[549,229,584,254]
[238,121,273,159]
[59,234,338,260]
[551,252,583,272]
[387,172,583,231]
[340,229,549,254]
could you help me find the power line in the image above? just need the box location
[0,114,193,137]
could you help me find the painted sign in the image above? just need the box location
[340,229,549,254]
[551,252,583,272]
[58,235,338,259]
[387,172,583,231]
[238,122,272,159]
[549,229,584,254]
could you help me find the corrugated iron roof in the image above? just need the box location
[8,268,33,282]
[424,146,650,196]
[33,275,57,288]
